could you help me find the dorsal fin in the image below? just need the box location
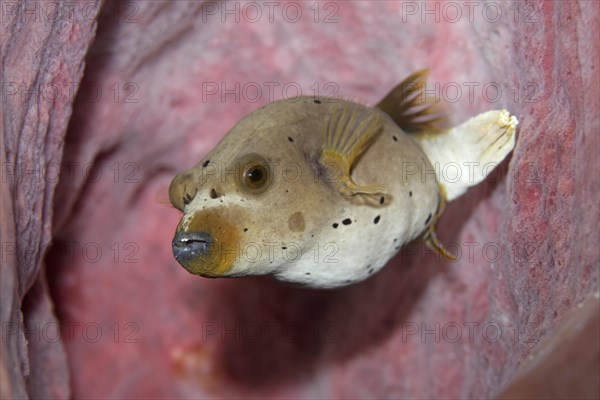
[376,69,449,133]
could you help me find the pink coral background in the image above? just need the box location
[1,1,598,398]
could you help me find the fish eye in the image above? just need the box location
[245,164,266,184]
[238,154,272,194]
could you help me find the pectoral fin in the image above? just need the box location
[320,100,385,201]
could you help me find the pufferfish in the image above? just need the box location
[168,70,518,289]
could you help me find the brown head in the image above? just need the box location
[168,98,337,278]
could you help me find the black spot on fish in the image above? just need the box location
[409,191,413,197]
[202,160,210,168]
[210,188,218,199]
[332,223,339,229]
[365,265,371,269]
[395,246,401,250]
[392,136,398,142]
[374,215,380,224]
[282,246,287,250]
[314,99,322,104]
[393,238,398,242]
[342,218,352,225]
[425,213,432,225]
[288,137,294,142]
[368,268,374,275]
[243,228,248,232]
[380,196,385,205]
[305,272,310,275]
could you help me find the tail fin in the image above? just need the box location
[415,110,518,202]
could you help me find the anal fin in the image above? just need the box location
[423,186,457,260]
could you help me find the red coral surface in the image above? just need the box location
[1,1,598,398]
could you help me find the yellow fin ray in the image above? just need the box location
[424,229,457,261]
[320,100,385,199]
[423,186,456,260]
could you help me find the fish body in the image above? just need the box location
[169,70,518,289]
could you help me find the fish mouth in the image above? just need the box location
[172,230,220,277]
[171,211,240,277]
[172,231,212,263]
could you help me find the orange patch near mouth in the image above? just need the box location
[177,211,240,277]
